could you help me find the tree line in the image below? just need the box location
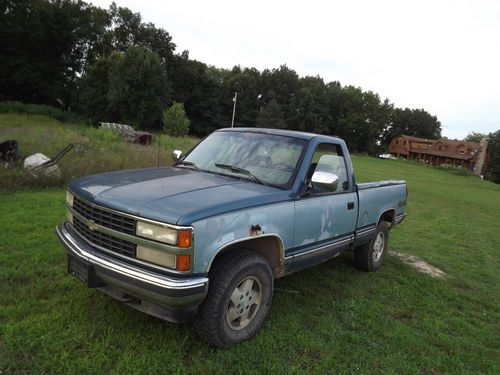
[0,0,444,153]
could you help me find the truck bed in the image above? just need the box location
[356,180,407,229]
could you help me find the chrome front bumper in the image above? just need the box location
[56,223,208,322]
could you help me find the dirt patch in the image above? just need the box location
[390,311,415,321]
[391,251,447,278]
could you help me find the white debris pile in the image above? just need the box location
[24,153,61,177]
[99,122,152,145]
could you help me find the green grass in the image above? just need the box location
[1,129,500,373]
[0,113,199,190]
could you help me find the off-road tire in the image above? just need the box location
[194,250,274,348]
[354,221,389,272]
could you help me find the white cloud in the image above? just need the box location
[91,0,500,139]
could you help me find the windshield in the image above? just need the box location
[182,131,306,188]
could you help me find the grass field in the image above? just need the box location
[1,119,500,373]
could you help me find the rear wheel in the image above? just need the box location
[195,250,274,348]
[354,221,389,272]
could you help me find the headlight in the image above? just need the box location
[136,245,176,268]
[66,191,74,207]
[136,221,178,245]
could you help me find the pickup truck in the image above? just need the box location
[56,128,407,348]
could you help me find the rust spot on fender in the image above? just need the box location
[250,224,263,236]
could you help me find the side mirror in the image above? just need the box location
[311,171,339,192]
[172,149,182,162]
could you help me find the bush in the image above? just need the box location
[163,102,190,137]
[0,101,87,124]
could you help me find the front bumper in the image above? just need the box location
[56,223,209,323]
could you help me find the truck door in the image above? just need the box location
[290,142,357,271]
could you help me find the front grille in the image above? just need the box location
[73,217,136,257]
[73,196,136,235]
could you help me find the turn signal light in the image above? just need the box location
[176,254,191,271]
[177,229,191,248]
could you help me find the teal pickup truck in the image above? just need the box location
[56,128,407,348]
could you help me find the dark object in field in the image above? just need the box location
[99,122,152,145]
[0,140,20,161]
[136,131,152,145]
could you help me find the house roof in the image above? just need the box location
[396,135,436,143]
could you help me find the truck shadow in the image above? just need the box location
[89,250,390,351]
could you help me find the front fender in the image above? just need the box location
[191,202,294,274]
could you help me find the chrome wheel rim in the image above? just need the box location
[226,276,262,330]
[372,232,385,262]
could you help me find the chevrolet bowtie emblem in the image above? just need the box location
[87,220,98,232]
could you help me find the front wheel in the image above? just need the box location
[194,250,274,348]
[354,221,389,272]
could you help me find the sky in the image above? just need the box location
[91,0,500,140]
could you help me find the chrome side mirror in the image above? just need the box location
[172,149,182,162]
[311,171,339,192]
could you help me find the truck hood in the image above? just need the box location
[69,167,291,225]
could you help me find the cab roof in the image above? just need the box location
[216,127,339,142]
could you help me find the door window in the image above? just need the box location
[307,143,349,193]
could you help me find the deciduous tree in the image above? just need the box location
[77,52,121,123]
[256,99,285,129]
[486,130,500,183]
[382,108,442,146]
[163,102,190,136]
[289,76,327,133]
[465,132,486,143]
[107,46,169,130]
[0,0,108,108]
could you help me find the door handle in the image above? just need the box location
[347,202,355,210]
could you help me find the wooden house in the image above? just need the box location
[388,135,490,176]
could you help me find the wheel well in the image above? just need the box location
[378,209,395,228]
[209,235,285,278]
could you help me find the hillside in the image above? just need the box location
[0,113,199,190]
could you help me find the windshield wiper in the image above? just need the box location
[214,163,269,186]
[174,160,198,170]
